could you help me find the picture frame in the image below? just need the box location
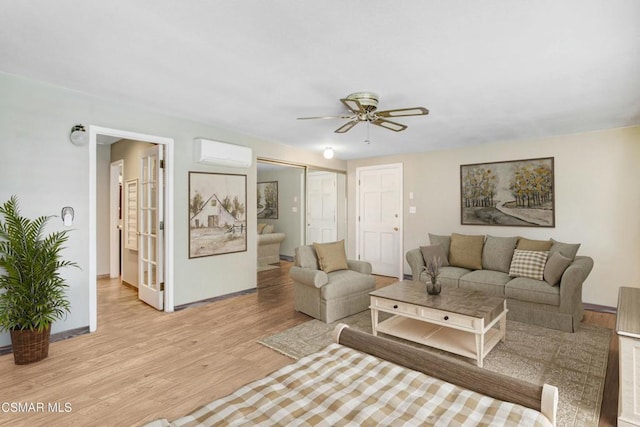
[189,172,247,258]
[257,181,278,219]
[460,157,555,227]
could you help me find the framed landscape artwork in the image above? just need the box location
[460,157,555,227]
[257,181,278,219]
[189,172,247,258]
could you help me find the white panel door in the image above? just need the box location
[307,171,338,244]
[138,145,164,310]
[356,164,403,277]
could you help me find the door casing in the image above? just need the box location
[109,160,124,279]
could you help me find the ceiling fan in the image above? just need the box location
[297,92,429,133]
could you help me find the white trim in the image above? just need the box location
[355,163,404,279]
[109,160,124,279]
[89,126,175,332]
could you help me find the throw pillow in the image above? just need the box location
[420,244,449,267]
[509,249,549,280]
[257,223,267,234]
[481,235,518,273]
[516,237,552,252]
[544,252,573,286]
[313,240,349,273]
[262,224,274,234]
[549,238,581,260]
[295,245,320,270]
[449,233,484,270]
[428,233,451,260]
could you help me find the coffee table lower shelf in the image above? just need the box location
[376,315,503,364]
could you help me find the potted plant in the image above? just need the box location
[421,256,443,295]
[0,196,76,364]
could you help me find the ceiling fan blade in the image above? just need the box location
[335,120,360,133]
[376,107,429,118]
[297,115,354,120]
[372,118,407,132]
[340,98,365,114]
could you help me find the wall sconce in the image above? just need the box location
[69,124,88,146]
[323,147,334,159]
[61,207,74,227]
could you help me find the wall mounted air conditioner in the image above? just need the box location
[193,138,253,168]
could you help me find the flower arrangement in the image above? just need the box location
[421,256,443,295]
[423,256,442,283]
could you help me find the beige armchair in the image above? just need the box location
[289,245,376,323]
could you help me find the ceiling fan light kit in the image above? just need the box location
[298,91,429,134]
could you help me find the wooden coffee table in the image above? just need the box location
[369,280,507,367]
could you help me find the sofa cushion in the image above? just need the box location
[313,240,349,273]
[509,249,549,280]
[459,270,511,296]
[449,233,484,270]
[295,245,320,269]
[544,252,572,286]
[420,244,449,267]
[321,270,375,300]
[516,237,552,251]
[550,238,581,260]
[505,277,560,306]
[257,223,267,234]
[428,233,451,260]
[420,266,470,288]
[481,235,518,273]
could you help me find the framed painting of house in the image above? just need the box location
[257,181,278,219]
[189,172,247,258]
[460,157,555,227]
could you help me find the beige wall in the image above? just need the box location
[347,126,640,308]
[96,144,111,276]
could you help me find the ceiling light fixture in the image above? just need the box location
[323,147,334,159]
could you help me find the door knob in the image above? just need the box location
[393,227,399,231]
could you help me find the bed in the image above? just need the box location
[145,325,558,426]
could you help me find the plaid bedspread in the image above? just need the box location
[147,343,552,427]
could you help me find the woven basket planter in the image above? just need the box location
[10,326,51,365]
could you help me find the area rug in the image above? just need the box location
[258,310,611,427]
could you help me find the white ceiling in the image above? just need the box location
[1,1,638,160]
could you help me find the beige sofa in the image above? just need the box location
[406,233,593,332]
[257,224,286,265]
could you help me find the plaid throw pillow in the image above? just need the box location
[509,249,549,280]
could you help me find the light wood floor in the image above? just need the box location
[0,262,618,426]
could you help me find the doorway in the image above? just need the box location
[89,126,174,332]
